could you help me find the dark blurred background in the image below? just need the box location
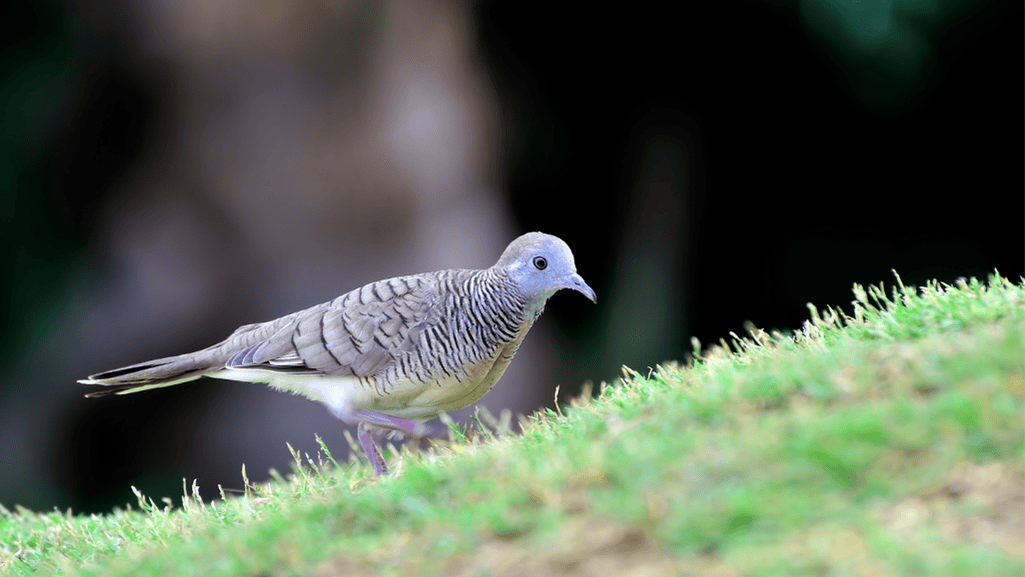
[1,0,1021,514]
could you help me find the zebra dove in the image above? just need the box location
[80,232,596,475]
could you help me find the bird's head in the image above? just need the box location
[496,232,597,306]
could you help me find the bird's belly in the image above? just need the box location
[371,349,513,420]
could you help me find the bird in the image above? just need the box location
[80,232,596,476]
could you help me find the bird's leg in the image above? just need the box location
[330,407,432,437]
[348,410,433,438]
[330,408,433,476]
[357,422,388,476]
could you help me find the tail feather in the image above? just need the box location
[79,350,224,397]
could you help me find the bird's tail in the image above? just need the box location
[79,348,223,398]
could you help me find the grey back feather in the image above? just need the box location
[84,269,528,389]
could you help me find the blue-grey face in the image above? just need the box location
[498,232,597,304]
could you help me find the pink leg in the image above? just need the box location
[348,410,432,437]
[357,422,388,476]
[331,407,433,476]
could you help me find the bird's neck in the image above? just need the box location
[479,268,532,324]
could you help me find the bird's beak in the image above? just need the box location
[568,273,597,303]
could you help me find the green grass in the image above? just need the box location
[3,272,1023,576]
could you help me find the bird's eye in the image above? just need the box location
[532,256,548,270]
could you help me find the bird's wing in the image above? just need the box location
[223,274,439,378]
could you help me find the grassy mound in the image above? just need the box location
[3,272,1023,576]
